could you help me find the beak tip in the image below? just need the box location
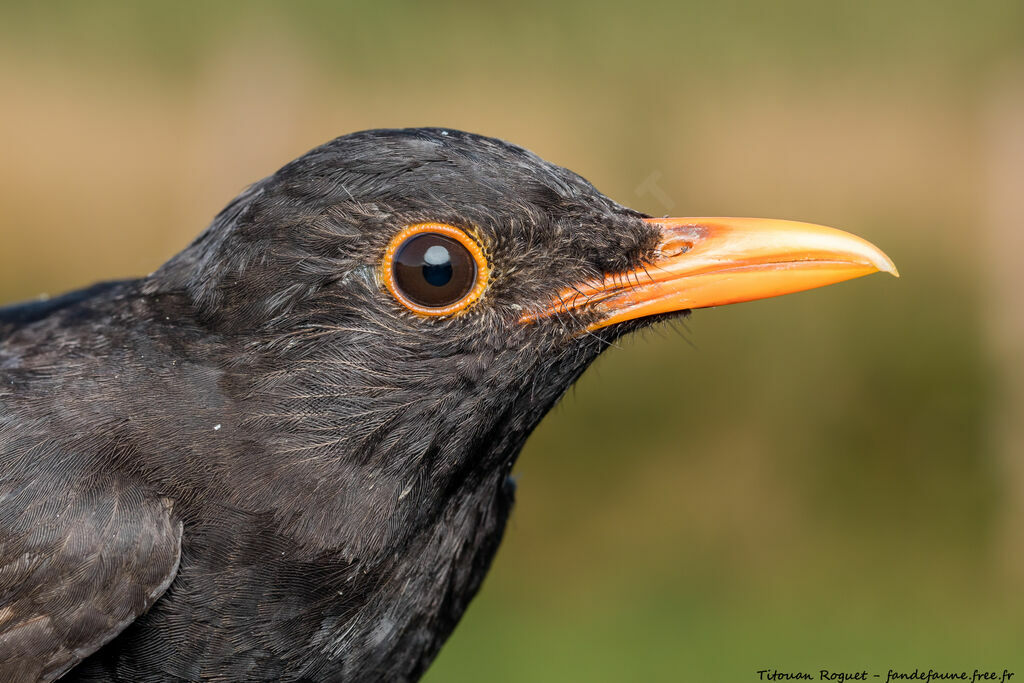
[877,255,900,278]
[845,229,898,279]
[865,245,899,278]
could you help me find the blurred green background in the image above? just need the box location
[2,1,1023,680]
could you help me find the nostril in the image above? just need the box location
[660,242,692,258]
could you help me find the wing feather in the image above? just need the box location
[0,474,181,682]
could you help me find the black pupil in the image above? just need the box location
[392,233,477,308]
[422,248,452,287]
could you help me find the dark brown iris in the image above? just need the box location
[392,233,477,308]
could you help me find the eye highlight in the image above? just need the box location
[382,223,490,316]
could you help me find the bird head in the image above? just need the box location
[150,127,896,558]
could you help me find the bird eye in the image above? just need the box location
[382,223,490,316]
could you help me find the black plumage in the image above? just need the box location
[0,128,895,681]
[0,129,661,681]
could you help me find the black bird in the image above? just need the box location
[0,128,896,681]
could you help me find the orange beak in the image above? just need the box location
[524,217,898,331]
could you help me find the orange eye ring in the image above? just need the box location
[381,223,491,317]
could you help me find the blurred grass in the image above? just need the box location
[433,597,1024,682]
[2,0,1023,80]
[1,1,1021,680]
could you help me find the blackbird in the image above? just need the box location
[0,128,897,681]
